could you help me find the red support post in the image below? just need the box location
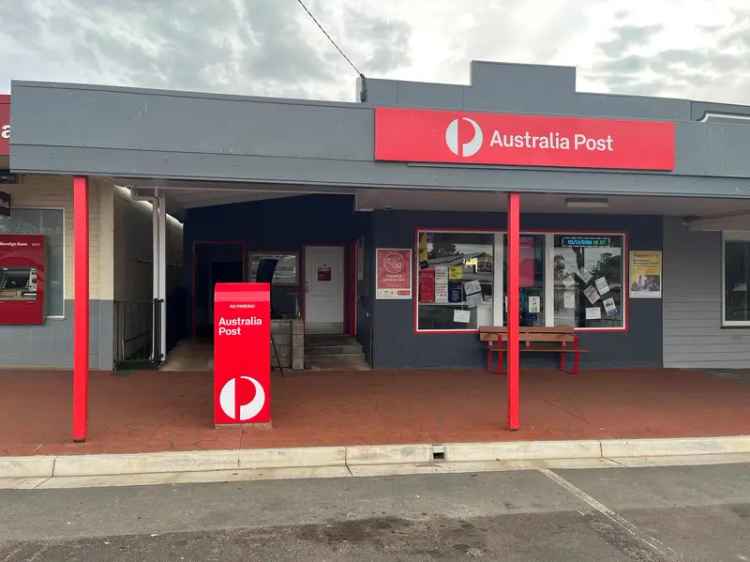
[72,176,89,442]
[506,192,521,430]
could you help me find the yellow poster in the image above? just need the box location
[629,251,662,298]
[418,232,428,262]
[449,264,464,280]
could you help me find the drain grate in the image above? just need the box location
[432,444,446,462]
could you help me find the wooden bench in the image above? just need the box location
[478,326,587,375]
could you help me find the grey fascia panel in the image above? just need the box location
[10,80,366,109]
[10,82,374,161]
[10,79,750,196]
[12,145,750,199]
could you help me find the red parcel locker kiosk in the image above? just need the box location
[0,234,45,325]
[213,282,271,427]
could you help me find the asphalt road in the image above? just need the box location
[2,463,750,561]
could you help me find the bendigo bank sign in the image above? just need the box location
[374,107,675,171]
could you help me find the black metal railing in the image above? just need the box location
[113,299,158,371]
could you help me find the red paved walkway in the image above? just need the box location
[2,368,750,456]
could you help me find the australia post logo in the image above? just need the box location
[374,107,676,171]
[445,117,483,157]
[219,375,266,421]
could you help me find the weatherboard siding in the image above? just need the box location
[663,217,750,369]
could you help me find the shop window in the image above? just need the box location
[417,231,496,331]
[552,234,625,329]
[247,252,300,319]
[723,233,750,326]
[0,208,64,317]
[504,235,546,327]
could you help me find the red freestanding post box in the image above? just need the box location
[213,282,271,427]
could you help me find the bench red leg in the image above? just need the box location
[571,337,580,375]
[487,347,492,372]
[559,351,566,372]
[497,348,504,375]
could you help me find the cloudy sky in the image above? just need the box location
[1,0,750,105]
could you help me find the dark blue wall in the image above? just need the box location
[183,194,369,343]
[370,210,663,369]
[184,198,663,369]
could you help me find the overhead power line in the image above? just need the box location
[295,0,367,101]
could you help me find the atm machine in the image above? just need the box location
[0,234,45,324]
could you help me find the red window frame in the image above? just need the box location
[412,227,630,335]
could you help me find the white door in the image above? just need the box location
[305,246,345,334]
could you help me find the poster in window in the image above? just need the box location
[434,265,449,304]
[520,236,536,287]
[448,282,463,303]
[630,251,662,298]
[453,309,471,323]
[463,279,481,297]
[376,248,412,300]
[603,297,617,316]
[585,306,602,320]
[583,284,600,305]
[595,276,610,296]
[563,290,576,309]
[419,268,435,303]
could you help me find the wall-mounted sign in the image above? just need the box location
[376,248,412,299]
[0,191,9,216]
[317,265,332,282]
[630,251,662,299]
[0,95,9,157]
[375,107,675,171]
[560,236,611,248]
[0,234,45,324]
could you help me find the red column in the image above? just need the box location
[72,176,89,442]
[507,192,520,430]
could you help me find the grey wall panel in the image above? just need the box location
[393,82,465,109]
[0,300,113,370]
[371,210,662,369]
[691,101,750,121]
[663,217,750,368]
[573,93,690,121]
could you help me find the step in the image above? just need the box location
[304,344,364,356]
[305,355,371,371]
[305,352,366,361]
[305,335,360,347]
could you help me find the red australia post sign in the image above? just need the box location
[376,248,412,300]
[0,95,9,156]
[213,282,271,426]
[374,107,675,171]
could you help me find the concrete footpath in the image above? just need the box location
[3,435,750,490]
